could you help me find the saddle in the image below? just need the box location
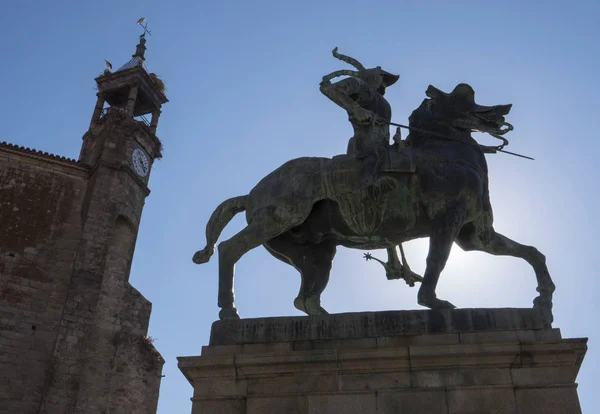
[380,146,417,173]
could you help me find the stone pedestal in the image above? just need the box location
[178,309,587,414]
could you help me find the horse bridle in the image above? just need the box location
[386,120,534,161]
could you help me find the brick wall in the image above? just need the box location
[0,152,87,413]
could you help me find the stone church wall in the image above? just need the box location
[0,144,163,413]
[0,148,88,413]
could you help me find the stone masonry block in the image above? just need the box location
[517,328,562,343]
[410,367,512,388]
[447,386,517,414]
[307,392,376,414]
[209,309,551,346]
[293,337,376,351]
[338,372,411,392]
[192,397,246,414]
[510,366,577,386]
[459,330,519,344]
[242,341,292,354]
[192,378,248,399]
[201,344,243,357]
[376,333,459,348]
[515,385,581,414]
[246,373,338,396]
[247,396,307,414]
[377,389,448,414]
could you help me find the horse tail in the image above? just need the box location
[192,195,248,264]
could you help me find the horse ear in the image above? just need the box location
[451,83,475,103]
[425,85,444,100]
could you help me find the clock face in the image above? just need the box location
[131,147,150,177]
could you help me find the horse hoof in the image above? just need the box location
[432,299,456,309]
[219,307,240,320]
[304,296,329,316]
[193,247,214,264]
[294,297,307,313]
[418,296,457,310]
[533,296,554,324]
[309,307,329,316]
[307,307,329,316]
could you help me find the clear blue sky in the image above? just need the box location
[1,1,598,412]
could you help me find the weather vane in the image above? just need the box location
[137,17,152,38]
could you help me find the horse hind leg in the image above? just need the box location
[455,224,555,318]
[265,236,336,316]
[296,241,337,315]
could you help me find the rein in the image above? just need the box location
[387,121,535,161]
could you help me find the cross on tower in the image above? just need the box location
[137,17,152,38]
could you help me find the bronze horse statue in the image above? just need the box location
[193,83,555,320]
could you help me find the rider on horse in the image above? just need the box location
[319,48,402,187]
[320,48,420,286]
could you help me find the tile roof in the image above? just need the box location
[0,141,83,166]
[116,56,147,72]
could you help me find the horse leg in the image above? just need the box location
[297,241,337,315]
[217,221,288,320]
[266,237,337,315]
[417,210,465,309]
[263,237,304,310]
[456,226,555,313]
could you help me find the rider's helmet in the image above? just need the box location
[332,48,399,95]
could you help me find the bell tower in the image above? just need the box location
[80,33,168,171]
[42,29,169,413]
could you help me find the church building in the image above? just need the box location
[0,31,167,413]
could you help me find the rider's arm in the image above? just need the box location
[320,77,372,123]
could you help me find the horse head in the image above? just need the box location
[408,83,513,146]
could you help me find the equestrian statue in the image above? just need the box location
[192,48,555,321]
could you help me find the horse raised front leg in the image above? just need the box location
[418,211,465,309]
[456,228,555,319]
